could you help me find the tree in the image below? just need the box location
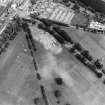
[53,27,73,43]
[81,50,93,61]
[96,72,103,78]
[69,46,76,53]
[94,59,103,69]
[73,43,82,51]
[102,69,105,74]
[86,63,97,74]
[30,0,37,5]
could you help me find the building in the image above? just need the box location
[89,20,105,30]
[48,4,75,24]
[31,0,75,25]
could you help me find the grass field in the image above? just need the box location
[0,31,38,105]
[34,38,105,105]
[33,26,105,105]
[0,25,105,105]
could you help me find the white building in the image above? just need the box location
[49,4,75,24]
[89,21,105,30]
